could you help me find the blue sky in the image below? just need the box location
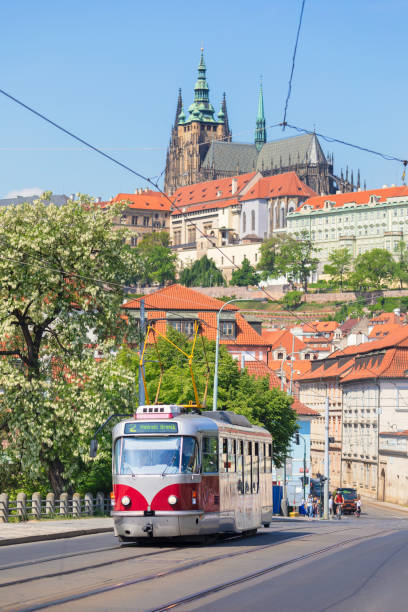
[0,0,407,199]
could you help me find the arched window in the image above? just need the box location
[243,212,246,234]
[251,210,255,232]
[280,206,285,227]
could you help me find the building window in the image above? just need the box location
[130,236,137,247]
[131,215,138,226]
[251,210,256,232]
[277,352,284,359]
[168,320,195,336]
[243,212,246,233]
[120,214,127,224]
[143,217,149,227]
[220,321,236,338]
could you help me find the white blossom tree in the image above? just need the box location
[0,194,139,493]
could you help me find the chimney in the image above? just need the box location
[394,307,401,319]
[232,177,238,195]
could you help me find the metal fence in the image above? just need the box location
[0,491,111,523]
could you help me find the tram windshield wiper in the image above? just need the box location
[162,450,178,476]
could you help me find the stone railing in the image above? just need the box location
[0,491,110,523]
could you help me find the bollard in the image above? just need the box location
[59,492,68,517]
[17,492,27,522]
[84,492,94,516]
[72,492,81,517]
[0,493,9,523]
[95,491,105,515]
[32,492,41,520]
[46,492,55,516]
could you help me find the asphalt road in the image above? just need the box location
[1,501,407,612]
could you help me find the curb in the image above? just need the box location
[0,527,114,547]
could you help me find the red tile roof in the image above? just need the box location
[123,284,238,312]
[298,185,408,212]
[172,172,257,209]
[380,430,408,437]
[262,328,306,354]
[241,172,317,202]
[302,321,339,333]
[368,323,402,339]
[101,190,172,211]
[122,285,269,348]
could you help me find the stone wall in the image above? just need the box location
[304,289,408,304]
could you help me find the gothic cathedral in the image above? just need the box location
[164,52,358,196]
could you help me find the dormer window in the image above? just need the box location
[220,321,236,338]
[217,190,222,197]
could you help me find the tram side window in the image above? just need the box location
[245,441,252,494]
[228,439,236,472]
[221,438,228,472]
[252,442,259,493]
[262,443,266,473]
[202,437,218,473]
[113,438,122,474]
[266,443,273,473]
[237,440,244,494]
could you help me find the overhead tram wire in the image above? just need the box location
[282,0,307,129]
[1,87,408,337]
[0,87,327,334]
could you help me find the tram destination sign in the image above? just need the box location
[124,422,179,434]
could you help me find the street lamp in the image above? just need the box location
[295,432,308,502]
[212,296,267,411]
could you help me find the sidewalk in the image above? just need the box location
[362,496,408,514]
[0,517,113,546]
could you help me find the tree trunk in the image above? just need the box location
[48,458,68,496]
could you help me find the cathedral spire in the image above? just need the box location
[222,92,231,139]
[255,80,267,151]
[187,48,216,122]
[174,88,183,127]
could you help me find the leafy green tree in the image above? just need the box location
[118,327,297,466]
[230,256,260,286]
[394,240,408,289]
[258,231,319,293]
[282,290,302,310]
[323,248,352,290]
[136,231,177,286]
[179,255,225,287]
[0,194,139,492]
[351,248,396,290]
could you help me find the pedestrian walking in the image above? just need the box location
[306,493,313,518]
[355,496,361,518]
[329,494,334,519]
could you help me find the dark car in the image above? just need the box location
[335,487,358,514]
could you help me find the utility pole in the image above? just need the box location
[323,395,329,519]
[138,298,146,406]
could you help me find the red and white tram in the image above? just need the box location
[111,404,273,542]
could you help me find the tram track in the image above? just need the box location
[0,524,358,590]
[5,524,374,611]
[149,529,399,612]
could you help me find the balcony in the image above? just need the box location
[171,242,197,250]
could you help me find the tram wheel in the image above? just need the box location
[263,523,270,528]
[243,529,258,537]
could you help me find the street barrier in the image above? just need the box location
[0,491,111,523]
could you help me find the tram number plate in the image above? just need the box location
[124,422,179,434]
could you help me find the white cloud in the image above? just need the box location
[2,187,44,199]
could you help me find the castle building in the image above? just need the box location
[165,51,357,196]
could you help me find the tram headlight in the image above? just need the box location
[168,494,178,505]
[121,495,131,507]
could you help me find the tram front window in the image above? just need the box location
[116,436,198,475]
